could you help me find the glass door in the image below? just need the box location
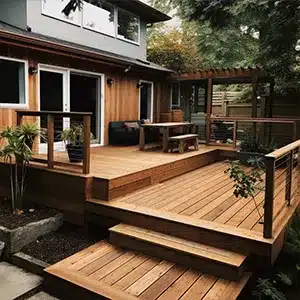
[70,72,101,144]
[39,66,69,153]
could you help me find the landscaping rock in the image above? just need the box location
[0,213,63,258]
[0,261,42,300]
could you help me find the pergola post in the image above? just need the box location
[252,77,258,139]
[206,78,213,145]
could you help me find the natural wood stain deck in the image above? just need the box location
[46,240,251,300]
[33,145,229,179]
[102,162,295,235]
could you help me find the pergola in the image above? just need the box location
[170,66,275,143]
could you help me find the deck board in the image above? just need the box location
[45,241,251,300]
[33,145,227,180]
[108,162,298,237]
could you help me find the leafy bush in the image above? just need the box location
[240,136,276,154]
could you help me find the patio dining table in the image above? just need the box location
[139,122,197,153]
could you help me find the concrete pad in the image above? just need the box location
[28,291,59,300]
[0,262,42,300]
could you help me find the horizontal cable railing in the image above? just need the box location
[207,117,297,148]
[15,110,92,174]
[264,140,300,238]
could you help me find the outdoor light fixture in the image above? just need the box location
[124,66,132,73]
[28,66,38,75]
[107,78,114,85]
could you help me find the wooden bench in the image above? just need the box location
[169,134,199,153]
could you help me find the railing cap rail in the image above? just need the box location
[209,116,296,124]
[16,110,93,117]
[266,139,300,160]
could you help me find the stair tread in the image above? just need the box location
[109,224,247,267]
[46,241,252,300]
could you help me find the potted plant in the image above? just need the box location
[238,135,276,165]
[61,124,93,163]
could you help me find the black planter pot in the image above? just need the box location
[66,144,84,163]
[238,151,265,165]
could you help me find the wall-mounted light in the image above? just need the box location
[124,66,132,73]
[107,78,114,85]
[28,66,38,75]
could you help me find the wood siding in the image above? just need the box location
[0,44,171,145]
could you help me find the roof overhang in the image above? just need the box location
[0,26,173,74]
[108,0,171,23]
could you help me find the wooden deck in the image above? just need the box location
[87,161,300,259]
[34,145,231,179]
[46,241,251,300]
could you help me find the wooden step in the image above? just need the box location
[86,199,273,258]
[109,224,247,281]
[45,240,252,300]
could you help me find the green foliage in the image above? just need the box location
[0,126,33,213]
[196,22,258,69]
[61,124,94,146]
[255,278,287,300]
[240,136,276,154]
[225,158,264,199]
[253,216,300,299]
[174,0,300,95]
[147,26,202,72]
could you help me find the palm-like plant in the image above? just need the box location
[0,128,32,213]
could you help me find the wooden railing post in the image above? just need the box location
[47,114,54,169]
[83,115,91,174]
[264,156,275,238]
[16,111,22,126]
[293,121,297,141]
[285,150,293,206]
[233,121,237,148]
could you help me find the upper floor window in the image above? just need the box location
[41,0,140,45]
[0,57,27,108]
[117,9,140,44]
[42,0,81,25]
[83,1,115,37]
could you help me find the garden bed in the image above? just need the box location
[0,205,58,230]
[0,202,63,257]
[22,224,102,264]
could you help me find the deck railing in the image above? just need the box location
[207,117,297,148]
[263,140,300,238]
[16,110,92,174]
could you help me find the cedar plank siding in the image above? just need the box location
[0,44,171,145]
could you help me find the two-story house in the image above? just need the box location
[0,0,172,146]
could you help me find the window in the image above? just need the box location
[0,58,27,107]
[171,83,180,108]
[117,9,140,44]
[42,0,81,25]
[83,1,115,36]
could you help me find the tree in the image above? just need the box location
[174,0,300,94]
[147,25,202,72]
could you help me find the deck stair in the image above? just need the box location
[109,224,248,281]
[45,240,252,300]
